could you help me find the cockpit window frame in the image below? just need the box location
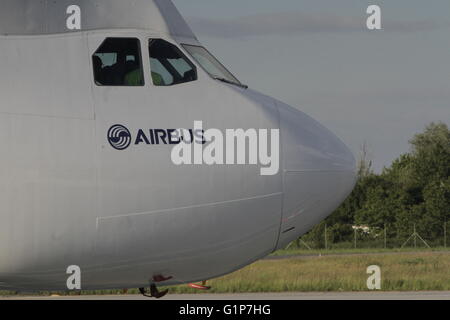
[92,37,145,87]
[181,44,242,86]
[148,38,198,87]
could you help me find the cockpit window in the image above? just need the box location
[149,39,197,86]
[181,44,243,87]
[93,38,144,86]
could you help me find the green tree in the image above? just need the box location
[408,122,450,189]
[422,178,450,240]
[297,122,450,248]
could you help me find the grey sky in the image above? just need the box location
[173,0,450,172]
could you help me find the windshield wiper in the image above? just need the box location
[213,77,248,89]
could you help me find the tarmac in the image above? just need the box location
[1,291,449,300]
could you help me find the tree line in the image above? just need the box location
[300,122,450,248]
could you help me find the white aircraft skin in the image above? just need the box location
[0,0,356,292]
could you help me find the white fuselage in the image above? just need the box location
[0,27,356,291]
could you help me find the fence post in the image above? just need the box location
[354,228,357,249]
[414,224,417,249]
[325,224,328,250]
[384,224,387,249]
[445,222,447,248]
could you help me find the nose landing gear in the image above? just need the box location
[139,283,169,299]
[139,275,173,299]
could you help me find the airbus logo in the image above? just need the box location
[107,124,132,150]
[107,122,280,176]
[107,125,205,150]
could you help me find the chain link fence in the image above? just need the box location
[289,222,449,251]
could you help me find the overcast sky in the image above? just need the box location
[173,0,450,172]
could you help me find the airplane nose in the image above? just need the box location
[275,101,357,249]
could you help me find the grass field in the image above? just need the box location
[163,251,450,294]
[1,251,449,296]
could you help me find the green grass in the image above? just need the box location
[164,251,450,294]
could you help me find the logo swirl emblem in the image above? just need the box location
[108,125,132,150]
